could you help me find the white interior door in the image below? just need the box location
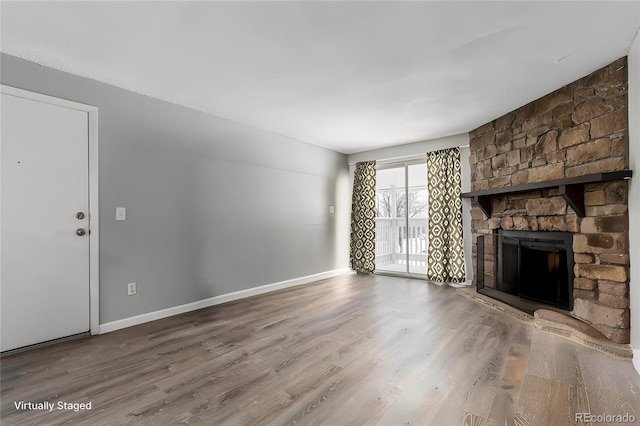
[1,92,91,352]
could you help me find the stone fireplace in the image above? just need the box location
[466,57,631,344]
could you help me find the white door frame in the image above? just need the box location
[1,84,100,335]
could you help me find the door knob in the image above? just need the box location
[76,228,87,236]
[76,212,85,220]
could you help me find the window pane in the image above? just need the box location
[407,163,428,275]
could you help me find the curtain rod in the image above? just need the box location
[348,144,470,166]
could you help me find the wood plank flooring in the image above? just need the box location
[2,273,639,425]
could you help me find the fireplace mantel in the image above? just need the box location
[461,170,632,218]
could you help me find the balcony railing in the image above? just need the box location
[375,218,428,269]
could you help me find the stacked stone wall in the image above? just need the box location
[469,57,630,343]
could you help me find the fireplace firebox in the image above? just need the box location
[478,230,574,311]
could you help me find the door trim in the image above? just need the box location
[1,85,100,335]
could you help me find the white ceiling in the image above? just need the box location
[1,1,639,154]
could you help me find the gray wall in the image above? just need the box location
[1,53,350,324]
[628,33,640,366]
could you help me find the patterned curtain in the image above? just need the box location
[427,148,465,283]
[350,161,376,273]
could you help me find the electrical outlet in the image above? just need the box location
[127,282,136,296]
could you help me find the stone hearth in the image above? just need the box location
[469,57,631,344]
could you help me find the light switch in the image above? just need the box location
[116,207,126,221]
[329,205,335,214]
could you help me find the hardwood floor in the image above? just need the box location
[2,273,639,425]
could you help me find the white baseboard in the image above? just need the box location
[99,268,352,334]
[634,349,640,375]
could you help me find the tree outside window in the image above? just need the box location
[376,187,427,219]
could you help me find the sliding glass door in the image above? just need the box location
[375,166,405,273]
[407,163,429,274]
[375,161,428,276]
